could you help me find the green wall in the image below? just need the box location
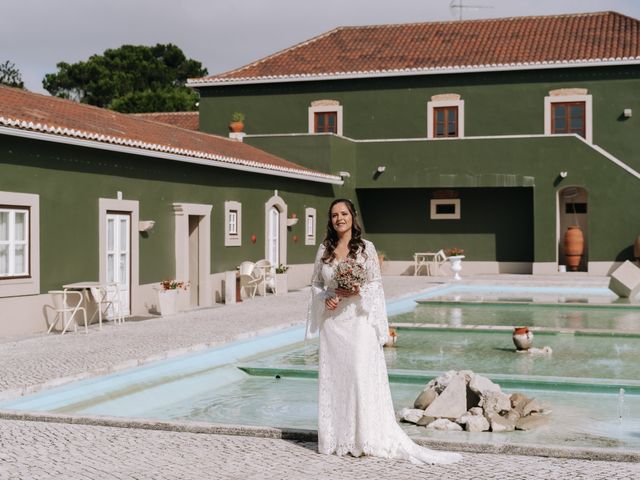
[0,135,336,293]
[199,65,640,171]
[246,133,640,263]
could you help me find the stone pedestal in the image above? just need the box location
[608,260,640,298]
[224,271,236,305]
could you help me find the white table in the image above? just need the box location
[62,281,102,325]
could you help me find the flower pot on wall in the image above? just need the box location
[274,273,288,296]
[158,289,178,315]
[564,226,584,271]
[229,121,244,133]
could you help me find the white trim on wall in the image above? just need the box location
[99,197,139,313]
[544,92,593,144]
[173,202,213,308]
[305,207,317,245]
[224,201,242,247]
[308,102,344,136]
[0,191,39,297]
[427,97,465,139]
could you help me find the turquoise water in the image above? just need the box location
[4,284,640,451]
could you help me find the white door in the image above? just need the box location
[267,206,280,267]
[106,212,131,315]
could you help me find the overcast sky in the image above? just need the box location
[2,0,640,94]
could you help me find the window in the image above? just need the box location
[0,191,39,297]
[433,107,458,137]
[430,199,461,220]
[229,210,238,235]
[544,89,592,143]
[224,201,242,246]
[552,102,585,138]
[427,94,464,139]
[314,112,337,133]
[305,207,316,245]
[308,100,343,136]
[0,207,29,277]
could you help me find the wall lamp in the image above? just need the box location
[624,108,633,118]
[138,220,156,232]
[338,171,351,178]
[376,166,386,173]
[559,171,568,178]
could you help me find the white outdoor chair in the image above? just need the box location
[254,259,275,295]
[90,283,125,328]
[428,249,448,276]
[239,261,255,276]
[45,290,88,335]
[239,271,262,299]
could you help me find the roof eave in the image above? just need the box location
[187,58,640,88]
[0,125,343,185]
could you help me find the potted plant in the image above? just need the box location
[274,264,289,296]
[157,280,188,315]
[229,112,245,133]
[444,248,465,280]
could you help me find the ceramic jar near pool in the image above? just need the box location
[512,326,534,350]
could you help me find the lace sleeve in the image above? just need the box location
[305,244,328,340]
[359,240,389,346]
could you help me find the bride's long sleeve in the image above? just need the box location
[359,241,389,346]
[305,244,328,340]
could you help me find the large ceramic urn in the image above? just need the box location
[564,226,584,271]
[512,327,534,351]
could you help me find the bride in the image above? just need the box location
[306,198,461,465]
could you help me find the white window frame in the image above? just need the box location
[430,199,461,220]
[0,208,29,278]
[224,201,242,247]
[305,207,317,245]
[308,101,343,136]
[544,92,592,144]
[0,191,39,297]
[427,96,465,139]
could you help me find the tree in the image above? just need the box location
[0,61,25,88]
[43,44,208,113]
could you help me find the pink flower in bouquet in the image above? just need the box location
[333,258,366,293]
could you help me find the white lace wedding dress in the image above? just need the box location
[306,240,461,465]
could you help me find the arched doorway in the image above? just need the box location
[557,187,589,272]
[267,205,280,267]
[264,191,288,269]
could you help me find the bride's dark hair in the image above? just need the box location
[321,198,366,263]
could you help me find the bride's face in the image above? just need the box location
[331,202,352,236]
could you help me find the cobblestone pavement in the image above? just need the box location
[0,275,635,479]
[0,420,638,480]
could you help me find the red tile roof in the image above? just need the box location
[0,86,340,183]
[131,111,199,131]
[190,11,640,86]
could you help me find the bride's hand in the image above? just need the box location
[335,285,360,298]
[325,296,339,310]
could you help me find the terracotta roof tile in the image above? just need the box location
[130,111,199,131]
[190,11,640,85]
[0,86,339,183]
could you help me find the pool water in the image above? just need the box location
[4,284,640,452]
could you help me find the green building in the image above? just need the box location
[0,86,342,335]
[189,11,640,277]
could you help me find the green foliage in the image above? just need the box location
[0,60,25,88]
[231,112,245,122]
[42,44,207,112]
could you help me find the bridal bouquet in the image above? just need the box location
[333,257,366,293]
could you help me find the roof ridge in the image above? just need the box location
[332,10,621,30]
[130,111,198,116]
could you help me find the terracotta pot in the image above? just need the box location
[512,327,534,351]
[229,121,244,133]
[564,226,584,271]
